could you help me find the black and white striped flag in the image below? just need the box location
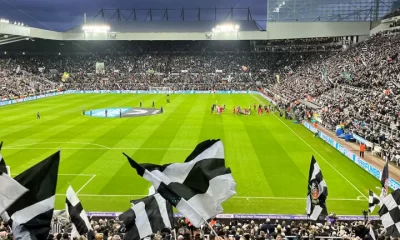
[379,189,400,237]
[120,193,174,240]
[124,139,236,227]
[66,186,92,237]
[369,190,380,213]
[2,151,60,240]
[0,141,7,173]
[380,160,389,198]
[306,156,328,221]
[0,141,28,216]
[370,225,376,240]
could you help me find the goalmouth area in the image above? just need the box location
[0,90,396,218]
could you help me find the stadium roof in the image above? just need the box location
[67,21,261,33]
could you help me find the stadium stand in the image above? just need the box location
[0,214,385,240]
[2,32,400,165]
[2,10,400,238]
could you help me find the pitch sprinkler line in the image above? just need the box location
[53,193,364,201]
[252,94,368,200]
[76,175,96,194]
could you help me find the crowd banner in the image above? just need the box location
[0,91,63,106]
[302,121,400,190]
[352,133,373,148]
[84,212,379,220]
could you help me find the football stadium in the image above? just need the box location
[1,0,400,239]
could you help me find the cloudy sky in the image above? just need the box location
[0,0,267,31]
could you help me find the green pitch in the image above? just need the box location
[0,94,381,215]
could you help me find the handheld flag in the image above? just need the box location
[66,186,92,237]
[0,141,28,215]
[379,189,400,237]
[370,225,376,240]
[123,139,236,227]
[381,160,389,198]
[0,141,7,173]
[369,190,380,213]
[2,151,60,240]
[121,194,174,240]
[306,156,328,221]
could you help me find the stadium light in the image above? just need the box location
[22,52,25,55]
[82,24,110,33]
[212,23,240,33]
[273,1,286,13]
[4,51,6,55]
[0,18,9,24]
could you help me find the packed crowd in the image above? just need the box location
[0,214,387,240]
[0,58,56,99]
[266,31,400,164]
[0,50,334,95]
[382,8,400,20]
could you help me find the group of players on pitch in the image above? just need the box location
[211,103,277,115]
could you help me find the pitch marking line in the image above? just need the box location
[252,94,368,200]
[11,173,96,177]
[4,142,192,151]
[53,193,364,201]
[76,174,96,194]
[11,173,96,194]
[4,147,192,151]
[5,142,110,149]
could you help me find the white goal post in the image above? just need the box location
[6,166,10,175]
[149,87,171,94]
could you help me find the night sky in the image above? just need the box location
[0,0,267,31]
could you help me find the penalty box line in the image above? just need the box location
[11,173,96,194]
[54,193,365,201]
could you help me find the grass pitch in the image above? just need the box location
[0,94,381,215]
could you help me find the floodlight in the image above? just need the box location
[82,24,110,33]
[211,23,240,33]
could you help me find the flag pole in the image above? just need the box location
[203,218,218,236]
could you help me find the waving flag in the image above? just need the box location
[369,190,380,213]
[379,189,400,237]
[2,151,60,240]
[124,139,236,227]
[381,160,389,198]
[0,141,28,215]
[306,156,328,221]
[66,186,92,237]
[121,194,173,240]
